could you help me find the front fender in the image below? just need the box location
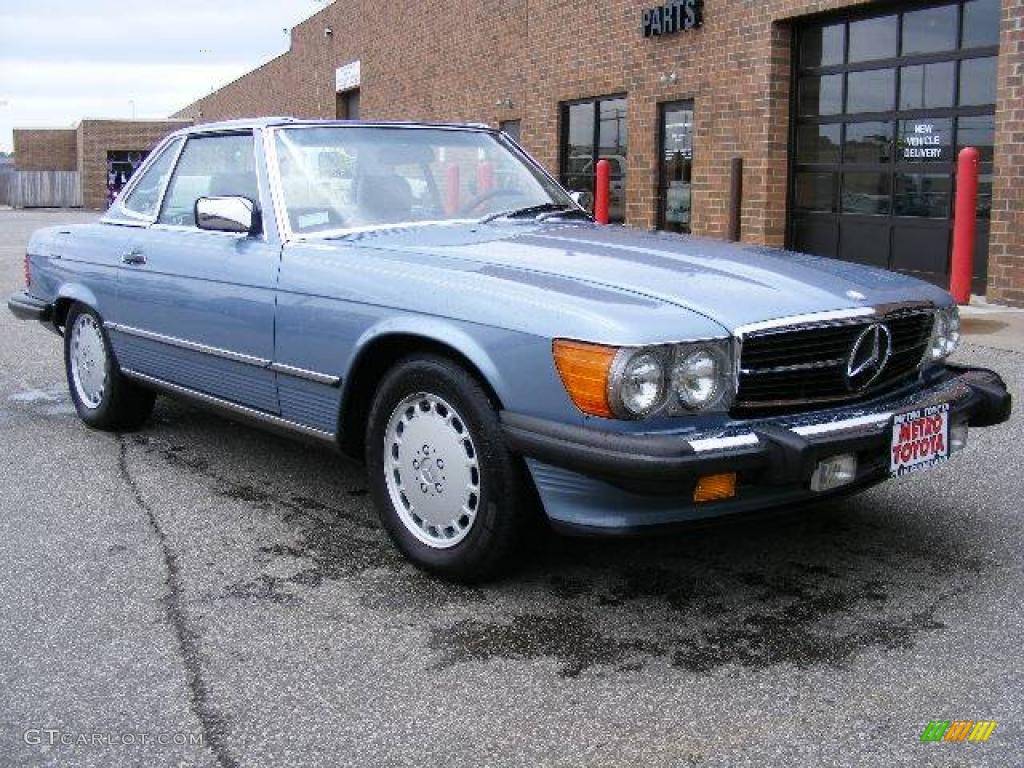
[342,315,576,423]
[345,316,511,405]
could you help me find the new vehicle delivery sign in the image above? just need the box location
[890,403,950,476]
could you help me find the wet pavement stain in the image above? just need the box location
[427,501,989,676]
[122,413,994,679]
[428,612,662,678]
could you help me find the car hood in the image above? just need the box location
[334,221,950,332]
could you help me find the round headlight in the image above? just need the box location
[616,352,665,417]
[943,306,961,356]
[673,348,722,409]
[929,310,950,360]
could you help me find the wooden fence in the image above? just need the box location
[9,171,82,208]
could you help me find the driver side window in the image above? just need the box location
[120,138,182,219]
[158,133,259,227]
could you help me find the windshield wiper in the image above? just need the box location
[478,202,574,224]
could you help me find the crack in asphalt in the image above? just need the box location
[116,436,238,768]
[129,430,983,679]
[104,406,1001,682]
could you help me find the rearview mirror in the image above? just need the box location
[195,196,259,234]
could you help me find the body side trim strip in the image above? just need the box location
[269,362,341,386]
[121,369,337,443]
[106,321,341,386]
[105,322,270,367]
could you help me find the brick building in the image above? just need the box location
[166,0,1021,305]
[12,119,192,209]
[9,0,1019,303]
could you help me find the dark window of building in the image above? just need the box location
[902,5,958,55]
[958,113,995,218]
[106,150,150,208]
[798,74,842,116]
[159,133,258,227]
[499,120,521,142]
[800,22,845,68]
[899,62,956,110]
[848,16,898,62]
[796,123,841,164]
[962,0,1001,48]
[559,95,627,223]
[846,68,895,113]
[842,171,891,215]
[959,56,997,105]
[658,101,694,232]
[794,172,835,212]
[336,89,360,120]
[844,122,893,164]
[957,114,994,163]
[790,0,997,291]
[894,173,951,217]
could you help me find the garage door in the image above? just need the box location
[789,0,999,291]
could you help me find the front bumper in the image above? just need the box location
[7,290,52,323]
[501,365,1011,533]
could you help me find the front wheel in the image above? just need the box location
[64,303,155,430]
[365,355,527,582]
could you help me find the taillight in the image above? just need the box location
[24,254,31,288]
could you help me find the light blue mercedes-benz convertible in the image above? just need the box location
[8,118,1012,580]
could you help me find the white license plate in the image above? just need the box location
[890,403,951,477]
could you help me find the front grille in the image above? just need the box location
[734,307,935,412]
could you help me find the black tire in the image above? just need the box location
[64,303,155,431]
[365,354,527,582]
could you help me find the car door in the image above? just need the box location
[110,130,281,413]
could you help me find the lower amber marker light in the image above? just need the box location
[693,473,737,503]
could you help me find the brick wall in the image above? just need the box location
[988,0,1024,306]
[173,0,1024,306]
[13,128,78,171]
[76,119,192,210]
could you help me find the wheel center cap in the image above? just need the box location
[419,460,438,487]
[413,445,447,496]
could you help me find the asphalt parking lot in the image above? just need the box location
[1,208,1021,768]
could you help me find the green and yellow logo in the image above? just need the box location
[920,720,997,742]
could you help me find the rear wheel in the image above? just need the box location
[366,355,526,582]
[64,303,155,430]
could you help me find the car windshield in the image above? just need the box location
[272,126,573,236]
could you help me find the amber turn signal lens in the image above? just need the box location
[552,339,618,418]
[693,473,736,503]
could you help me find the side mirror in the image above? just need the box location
[195,196,259,235]
[569,190,593,211]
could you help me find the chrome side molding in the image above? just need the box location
[106,322,269,367]
[106,322,341,386]
[121,368,337,445]
[268,362,341,386]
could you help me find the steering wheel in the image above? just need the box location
[458,187,526,216]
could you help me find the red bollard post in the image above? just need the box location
[950,146,980,305]
[477,161,494,195]
[594,159,610,225]
[445,163,461,216]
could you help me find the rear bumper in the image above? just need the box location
[7,291,52,323]
[501,365,1011,533]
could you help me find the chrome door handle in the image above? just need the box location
[121,249,146,265]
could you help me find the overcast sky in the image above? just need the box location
[0,0,331,152]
